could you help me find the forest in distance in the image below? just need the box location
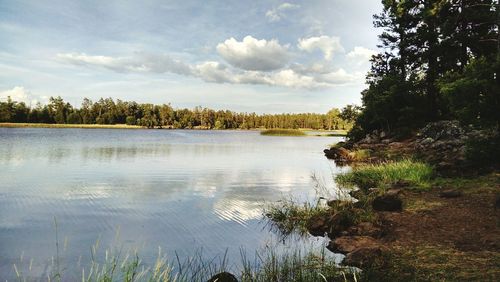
[0,96,359,130]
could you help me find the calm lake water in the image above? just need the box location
[0,128,346,279]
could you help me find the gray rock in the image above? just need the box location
[208,272,238,282]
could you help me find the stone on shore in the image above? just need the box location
[208,272,238,282]
[327,236,380,254]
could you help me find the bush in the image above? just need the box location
[465,130,500,167]
[125,115,136,125]
[66,112,82,124]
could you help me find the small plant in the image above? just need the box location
[263,197,329,237]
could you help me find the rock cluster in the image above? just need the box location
[414,120,469,169]
[307,186,405,268]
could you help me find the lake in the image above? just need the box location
[0,128,346,279]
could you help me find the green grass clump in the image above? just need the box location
[260,129,306,136]
[264,198,329,237]
[335,159,434,190]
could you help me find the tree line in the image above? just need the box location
[351,0,499,139]
[0,96,358,130]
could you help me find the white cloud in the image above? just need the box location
[56,48,361,90]
[0,86,41,105]
[57,52,192,75]
[297,36,344,60]
[194,61,234,83]
[216,36,290,71]
[346,46,377,63]
[265,2,300,22]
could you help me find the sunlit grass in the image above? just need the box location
[335,159,434,190]
[0,122,143,129]
[260,129,307,136]
[11,244,358,282]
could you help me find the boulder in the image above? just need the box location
[327,236,380,254]
[326,211,358,238]
[372,193,402,212]
[343,246,387,268]
[324,147,351,161]
[346,222,382,237]
[306,214,329,237]
[420,120,464,140]
[439,189,463,198]
[207,272,238,282]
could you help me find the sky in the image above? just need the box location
[0,0,382,113]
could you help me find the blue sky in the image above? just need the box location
[0,0,382,113]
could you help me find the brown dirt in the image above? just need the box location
[381,190,500,252]
[373,185,500,281]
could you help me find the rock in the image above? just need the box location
[207,272,238,282]
[327,236,379,254]
[324,147,351,161]
[346,222,383,237]
[326,199,344,208]
[420,120,464,140]
[326,211,358,237]
[392,180,411,189]
[439,189,463,198]
[372,193,402,212]
[385,188,402,196]
[306,214,329,237]
[343,246,387,268]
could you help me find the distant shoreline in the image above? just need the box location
[0,123,348,135]
[0,122,144,129]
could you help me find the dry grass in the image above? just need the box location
[0,123,144,129]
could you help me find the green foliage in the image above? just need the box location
[260,129,306,136]
[335,160,434,190]
[66,112,82,124]
[352,0,499,139]
[438,56,500,128]
[125,116,136,126]
[0,97,354,130]
[465,130,500,167]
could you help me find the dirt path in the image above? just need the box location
[375,181,500,281]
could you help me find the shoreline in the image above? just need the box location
[267,121,500,281]
[0,123,348,135]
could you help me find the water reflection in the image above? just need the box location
[0,128,343,279]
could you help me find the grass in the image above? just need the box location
[335,159,434,190]
[314,130,348,137]
[260,129,307,136]
[0,122,143,129]
[11,243,358,282]
[363,244,500,281]
[240,248,357,282]
[263,198,330,237]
